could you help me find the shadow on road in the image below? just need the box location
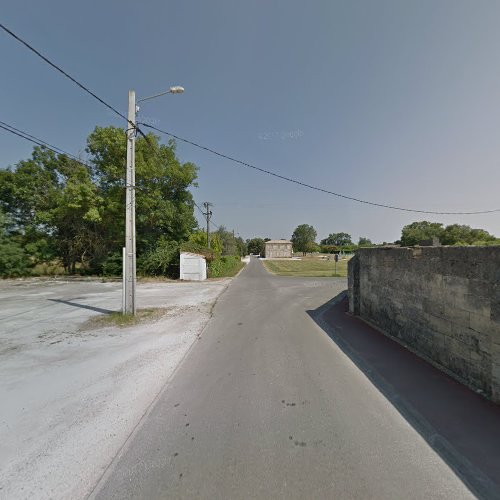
[48,298,114,315]
[308,294,500,500]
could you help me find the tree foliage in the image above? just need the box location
[400,221,497,247]
[400,221,443,246]
[319,245,338,254]
[0,210,32,277]
[212,226,247,257]
[140,238,180,276]
[321,232,353,247]
[210,233,224,256]
[358,237,373,247]
[0,126,199,276]
[189,230,209,247]
[247,238,265,256]
[291,224,317,255]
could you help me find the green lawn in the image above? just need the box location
[263,256,349,277]
[222,260,246,277]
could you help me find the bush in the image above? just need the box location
[208,255,243,278]
[320,245,338,254]
[31,261,66,276]
[140,239,180,277]
[179,242,215,262]
[102,252,123,276]
[0,240,32,277]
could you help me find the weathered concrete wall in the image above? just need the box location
[348,247,500,403]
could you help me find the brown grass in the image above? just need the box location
[81,307,173,330]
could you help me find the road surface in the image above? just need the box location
[92,258,474,499]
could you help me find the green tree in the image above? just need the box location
[140,237,180,276]
[400,221,444,246]
[470,228,495,243]
[189,230,209,247]
[51,160,104,272]
[0,210,32,277]
[214,225,237,256]
[441,224,495,246]
[0,126,199,275]
[86,126,198,257]
[210,233,224,256]
[0,148,61,231]
[235,236,247,257]
[291,224,317,255]
[321,232,353,247]
[320,244,338,254]
[247,238,265,256]
[0,147,102,272]
[358,237,373,247]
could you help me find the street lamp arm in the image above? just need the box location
[137,86,185,103]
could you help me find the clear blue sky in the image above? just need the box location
[1,0,500,243]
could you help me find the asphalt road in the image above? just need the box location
[91,258,474,500]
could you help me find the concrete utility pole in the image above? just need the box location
[122,86,184,315]
[203,202,213,248]
[124,90,137,315]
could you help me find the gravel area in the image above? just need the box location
[0,279,229,500]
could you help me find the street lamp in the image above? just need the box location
[123,86,184,315]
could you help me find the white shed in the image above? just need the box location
[180,252,207,281]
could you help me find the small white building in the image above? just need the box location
[264,240,293,259]
[180,252,207,281]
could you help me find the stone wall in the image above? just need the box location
[348,247,500,403]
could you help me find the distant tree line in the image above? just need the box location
[245,226,374,257]
[244,221,499,259]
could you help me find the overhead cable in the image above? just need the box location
[139,123,499,216]
[0,121,91,168]
[0,22,151,142]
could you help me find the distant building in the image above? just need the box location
[265,240,293,259]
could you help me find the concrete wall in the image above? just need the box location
[348,247,500,403]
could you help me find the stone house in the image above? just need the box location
[264,240,293,258]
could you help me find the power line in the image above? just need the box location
[193,201,204,215]
[0,121,92,169]
[1,22,495,216]
[140,123,500,216]
[0,21,152,144]
[1,120,224,231]
[0,119,145,193]
[0,120,81,160]
[0,22,129,123]
[193,201,220,230]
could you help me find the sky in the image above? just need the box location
[1,0,500,243]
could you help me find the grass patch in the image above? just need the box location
[222,260,246,277]
[208,256,246,278]
[81,307,172,330]
[263,256,349,277]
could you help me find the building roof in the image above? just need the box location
[265,240,292,244]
